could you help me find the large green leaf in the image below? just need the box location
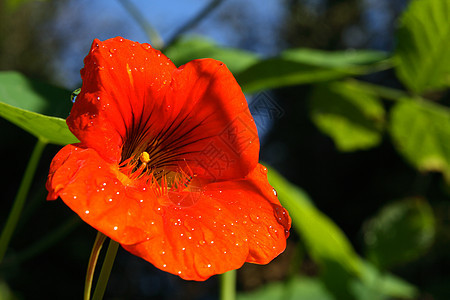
[0,71,77,145]
[310,81,385,152]
[236,49,389,94]
[363,198,435,270]
[267,167,418,299]
[394,0,450,94]
[0,71,72,118]
[0,102,77,145]
[164,37,260,74]
[267,167,360,275]
[390,99,450,181]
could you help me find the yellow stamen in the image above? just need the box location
[139,151,150,166]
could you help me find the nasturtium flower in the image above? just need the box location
[46,37,291,281]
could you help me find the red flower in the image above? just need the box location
[46,37,291,280]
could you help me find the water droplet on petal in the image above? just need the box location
[85,210,90,214]
[273,188,277,196]
[113,226,118,230]
[260,165,268,174]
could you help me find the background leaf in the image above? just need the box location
[267,167,360,274]
[237,276,334,300]
[0,71,77,145]
[389,99,450,181]
[236,49,388,94]
[351,261,418,300]
[282,48,388,68]
[164,37,260,74]
[0,71,73,118]
[394,0,450,94]
[309,80,385,152]
[0,102,77,145]
[363,198,435,269]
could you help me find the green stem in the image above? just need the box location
[117,0,164,49]
[91,238,120,300]
[84,232,107,300]
[220,270,237,300]
[0,138,47,262]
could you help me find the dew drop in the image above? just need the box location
[116,191,120,195]
[273,188,277,196]
[207,264,212,268]
[260,165,268,174]
[178,271,182,274]
[163,264,167,268]
[113,226,118,230]
[85,210,90,214]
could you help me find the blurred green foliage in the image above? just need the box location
[1,0,450,299]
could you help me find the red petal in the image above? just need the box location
[46,144,163,245]
[67,37,176,163]
[68,37,258,181]
[123,164,291,281]
[159,59,260,181]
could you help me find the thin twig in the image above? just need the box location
[165,0,225,49]
[117,0,164,49]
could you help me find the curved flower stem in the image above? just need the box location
[84,232,107,300]
[0,138,47,263]
[220,269,237,300]
[91,238,120,300]
[116,0,164,49]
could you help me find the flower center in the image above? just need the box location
[119,147,201,207]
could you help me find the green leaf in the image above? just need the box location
[237,276,335,300]
[363,198,435,269]
[0,71,77,145]
[309,81,385,152]
[282,48,389,68]
[267,167,360,275]
[390,99,450,181]
[351,261,418,300]
[394,0,450,94]
[164,36,260,74]
[0,102,78,145]
[236,49,389,94]
[0,71,73,118]
[266,167,419,300]
[236,60,353,94]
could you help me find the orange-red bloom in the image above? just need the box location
[46,37,291,280]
